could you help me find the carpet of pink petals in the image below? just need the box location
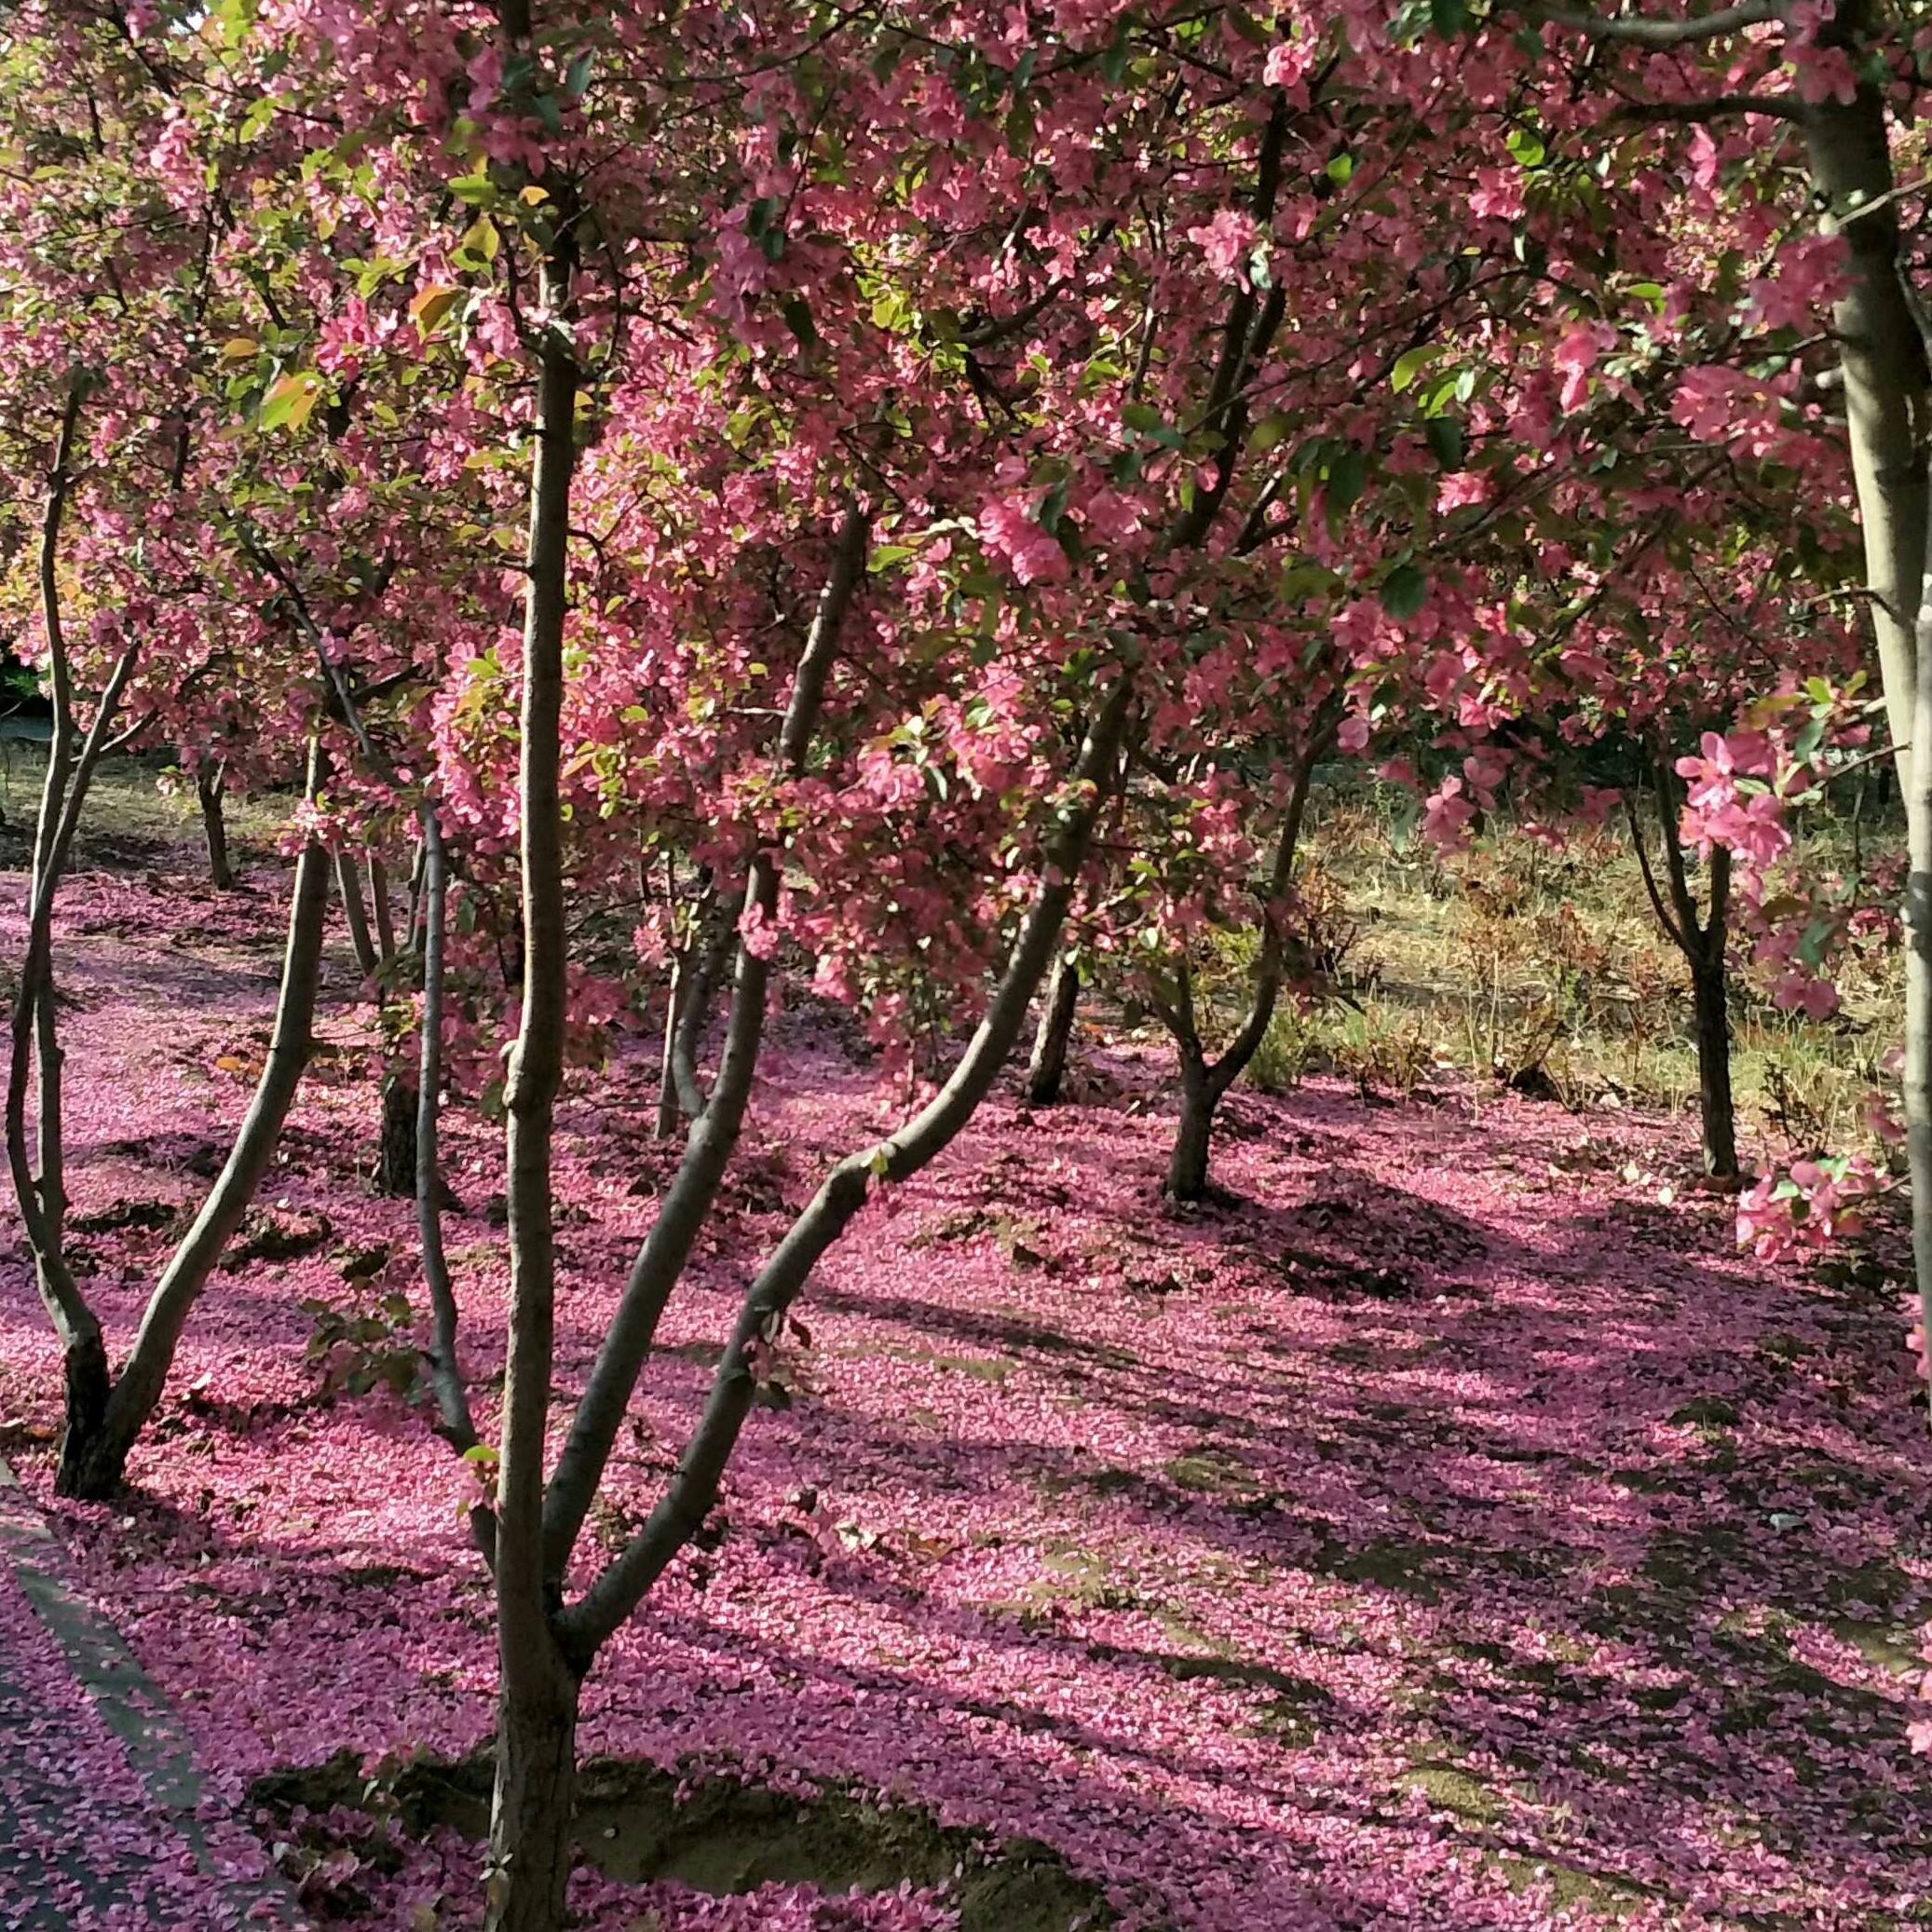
[2,857,1930,1930]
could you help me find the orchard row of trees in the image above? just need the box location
[1,0,1925,1925]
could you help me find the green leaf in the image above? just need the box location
[868,543,918,572]
[409,283,465,333]
[1391,346,1436,393]
[1506,127,1546,170]
[1424,417,1465,469]
[256,373,320,432]
[1380,563,1429,619]
[1250,411,1293,453]
[1121,401,1166,436]
[1431,0,1467,34]
[1326,445,1367,519]
[1326,151,1354,187]
[455,214,498,265]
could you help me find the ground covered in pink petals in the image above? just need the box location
[3,850,1930,1930]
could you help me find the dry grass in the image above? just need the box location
[1229,790,1902,1172]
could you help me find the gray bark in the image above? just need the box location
[487,163,583,1932]
[197,763,234,890]
[1026,954,1081,1105]
[539,504,870,1586]
[336,846,380,982]
[417,804,475,1449]
[61,758,333,1497]
[559,676,1130,1654]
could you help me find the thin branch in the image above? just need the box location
[1532,2,1777,47]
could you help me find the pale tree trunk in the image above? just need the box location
[1798,37,1932,1408]
[197,763,234,890]
[337,846,380,981]
[1909,564,1932,1390]
[1026,954,1080,1105]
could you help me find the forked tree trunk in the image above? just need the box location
[486,111,581,1930]
[59,804,332,1498]
[197,764,235,890]
[1627,762,1738,1182]
[1157,712,1331,1203]
[1026,955,1080,1105]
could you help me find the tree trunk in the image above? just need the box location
[654,957,685,1138]
[197,765,235,891]
[1690,958,1738,1180]
[1907,516,1932,1410]
[337,846,380,982]
[486,1630,582,1932]
[1167,1054,1214,1203]
[377,1068,417,1196]
[1800,74,1927,794]
[1026,956,1079,1106]
[486,135,581,1931]
[417,804,474,1448]
[58,788,333,1499]
[367,851,396,963]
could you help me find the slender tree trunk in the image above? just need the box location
[59,783,332,1497]
[197,764,235,890]
[1690,957,1738,1180]
[654,954,686,1138]
[5,383,137,1490]
[486,150,581,1932]
[337,846,380,981]
[1026,955,1080,1106]
[1167,1052,1214,1202]
[1908,535,1932,1408]
[368,850,396,963]
[416,805,474,1447]
[377,1069,417,1195]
